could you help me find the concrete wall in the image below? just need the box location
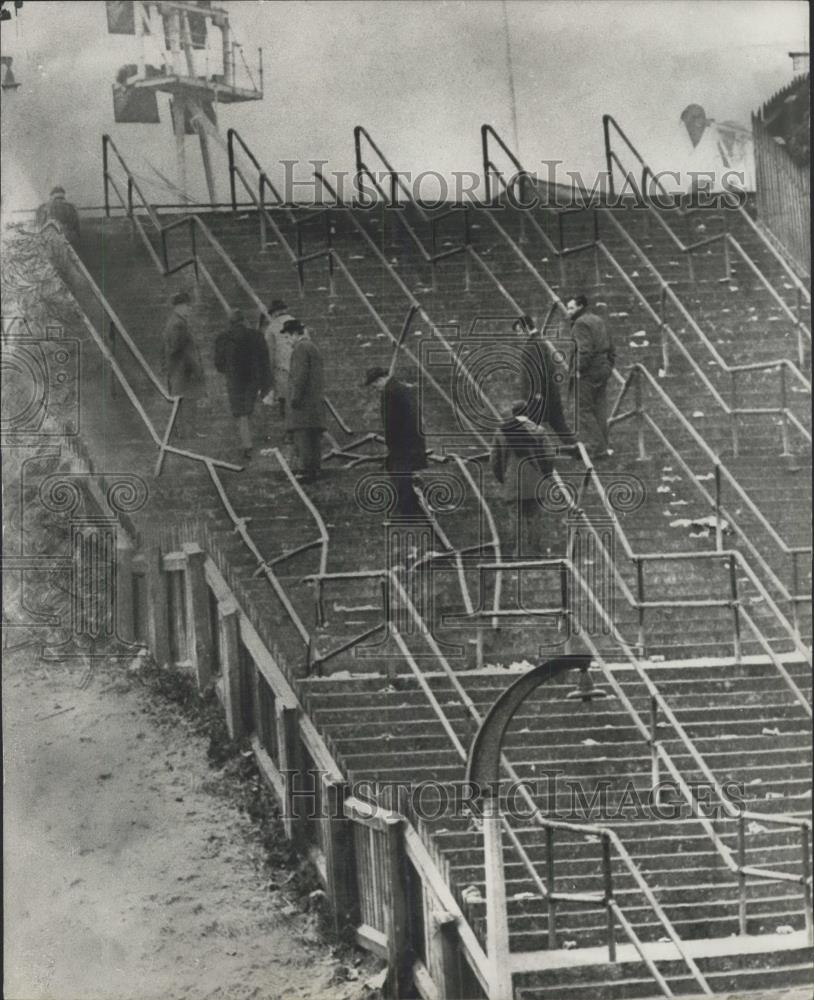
[0,0,808,214]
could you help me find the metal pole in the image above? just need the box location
[483,794,513,999]
[481,125,491,204]
[602,116,615,201]
[714,463,723,552]
[635,558,645,652]
[259,174,267,250]
[546,826,557,949]
[602,833,616,962]
[227,130,237,211]
[296,224,304,296]
[326,211,335,298]
[729,555,742,665]
[634,372,647,461]
[779,363,790,457]
[190,220,198,283]
[559,562,572,654]
[791,553,801,640]
[649,695,660,795]
[102,137,110,217]
[737,813,747,935]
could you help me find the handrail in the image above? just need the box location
[611,363,811,575]
[481,123,810,446]
[353,125,471,274]
[600,207,811,399]
[488,210,811,621]
[103,135,353,438]
[308,564,712,996]
[481,123,531,206]
[602,113,811,363]
[376,130,811,916]
[41,223,317,655]
[219,129,811,966]
[471,132,811,607]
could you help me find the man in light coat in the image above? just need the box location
[285,319,326,482]
[259,298,297,419]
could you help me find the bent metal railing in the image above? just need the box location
[359,130,813,908]
[233,126,810,657]
[105,136,504,658]
[224,131,727,996]
[601,114,811,366]
[41,221,322,658]
[101,134,355,436]
[218,129,811,973]
[356,126,810,622]
[474,128,810,610]
[482,123,811,447]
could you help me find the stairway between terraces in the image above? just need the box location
[37,127,813,999]
[224,124,812,646]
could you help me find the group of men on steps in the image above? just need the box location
[160,288,615,551]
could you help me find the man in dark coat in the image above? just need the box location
[513,314,574,443]
[285,319,326,482]
[36,186,81,244]
[162,290,205,439]
[566,295,616,460]
[214,308,272,459]
[364,366,428,518]
[491,399,557,556]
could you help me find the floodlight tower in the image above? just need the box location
[106,1,262,203]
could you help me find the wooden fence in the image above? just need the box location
[125,526,492,1000]
[752,111,810,275]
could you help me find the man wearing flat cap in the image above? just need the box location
[285,319,325,482]
[214,307,272,459]
[161,290,206,438]
[364,366,428,518]
[36,185,80,244]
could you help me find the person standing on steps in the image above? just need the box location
[259,298,297,420]
[513,314,574,444]
[490,398,560,556]
[566,294,616,461]
[36,186,81,244]
[214,307,272,460]
[161,290,206,440]
[285,319,326,482]
[364,366,428,519]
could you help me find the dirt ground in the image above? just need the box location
[3,647,381,1000]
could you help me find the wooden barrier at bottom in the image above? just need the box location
[144,535,491,999]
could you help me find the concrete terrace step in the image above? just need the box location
[65,207,811,997]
